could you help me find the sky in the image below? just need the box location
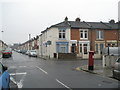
[0,0,120,45]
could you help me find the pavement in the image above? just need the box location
[75,64,114,79]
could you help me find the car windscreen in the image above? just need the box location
[3,51,11,52]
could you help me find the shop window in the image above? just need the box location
[60,46,66,53]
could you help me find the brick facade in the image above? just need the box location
[70,28,119,59]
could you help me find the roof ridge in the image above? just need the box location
[100,21,112,29]
[83,21,93,28]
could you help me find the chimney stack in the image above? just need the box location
[75,17,81,22]
[109,19,115,24]
[64,16,68,22]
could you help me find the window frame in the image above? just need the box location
[96,30,104,40]
[59,29,66,39]
[83,44,88,54]
[95,44,99,54]
[80,29,88,39]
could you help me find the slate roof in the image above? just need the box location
[51,21,118,30]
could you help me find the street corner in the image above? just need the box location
[74,65,87,71]
[74,65,97,74]
[75,67,81,71]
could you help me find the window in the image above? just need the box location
[60,46,66,53]
[107,43,116,47]
[71,44,76,53]
[100,44,104,54]
[56,42,68,53]
[95,44,98,54]
[96,31,104,40]
[80,44,82,53]
[59,29,66,39]
[80,29,88,39]
[83,44,88,54]
[80,31,83,38]
[85,31,88,38]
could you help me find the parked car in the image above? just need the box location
[2,50,12,58]
[17,50,21,53]
[25,50,30,55]
[0,62,10,89]
[20,50,27,54]
[113,58,120,80]
[29,50,37,57]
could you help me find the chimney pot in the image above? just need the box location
[64,16,68,22]
[109,19,115,23]
[75,17,81,22]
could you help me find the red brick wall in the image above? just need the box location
[104,30,118,40]
[71,29,119,53]
[71,29,80,40]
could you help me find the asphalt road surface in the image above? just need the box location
[1,51,119,89]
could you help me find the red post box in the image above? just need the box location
[88,51,94,70]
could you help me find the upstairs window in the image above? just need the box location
[59,29,66,39]
[80,29,88,39]
[96,31,104,40]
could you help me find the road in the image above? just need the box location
[1,51,119,89]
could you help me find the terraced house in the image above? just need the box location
[38,17,119,59]
[0,40,8,58]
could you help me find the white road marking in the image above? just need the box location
[19,66,27,68]
[17,74,26,88]
[56,79,72,90]
[36,66,48,75]
[10,77,17,84]
[10,72,27,76]
[10,72,27,88]
[9,66,27,69]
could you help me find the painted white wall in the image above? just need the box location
[38,27,71,59]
